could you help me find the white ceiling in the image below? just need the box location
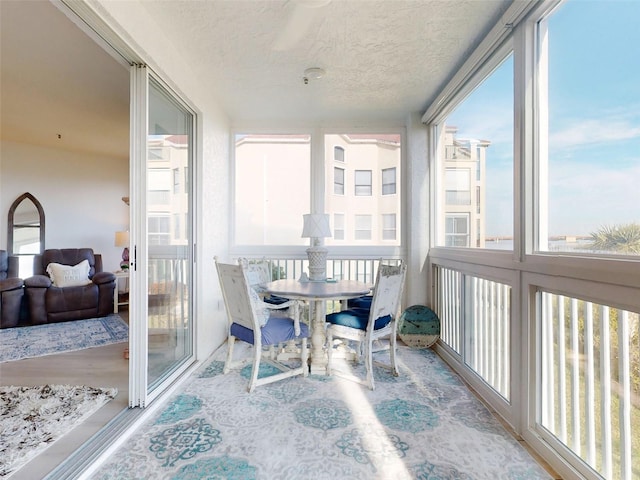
[0,0,513,158]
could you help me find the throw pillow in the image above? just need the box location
[46,260,92,288]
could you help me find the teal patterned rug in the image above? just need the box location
[92,345,551,479]
[0,314,128,363]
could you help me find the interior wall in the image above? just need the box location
[0,139,129,273]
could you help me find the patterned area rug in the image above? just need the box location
[0,384,117,478]
[92,345,551,479]
[0,314,128,363]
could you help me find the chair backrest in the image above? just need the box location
[34,248,100,278]
[0,250,17,280]
[215,259,258,332]
[368,263,407,332]
[238,257,273,291]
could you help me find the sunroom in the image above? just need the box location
[1,0,638,479]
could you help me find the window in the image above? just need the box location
[334,167,345,195]
[334,146,345,162]
[354,214,372,240]
[173,168,180,194]
[148,169,171,205]
[234,134,310,245]
[445,214,469,247]
[538,1,640,256]
[148,215,170,245]
[382,167,396,195]
[437,55,514,250]
[354,170,372,196]
[324,133,402,247]
[382,214,396,240]
[445,168,471,205]
[333,213,345,240]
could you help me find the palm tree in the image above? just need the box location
[589,223,640,254]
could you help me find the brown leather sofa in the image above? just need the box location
[24,248,116,324]
[0,250,24,328]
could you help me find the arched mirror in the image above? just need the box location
[8,192,45,277]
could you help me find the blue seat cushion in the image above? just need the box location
[230,316,309,346]
[263,294,290,305]
[347,295,372,309]
[326,308,391,331]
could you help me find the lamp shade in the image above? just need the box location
[301,214,331,238]
[114,231,129,247]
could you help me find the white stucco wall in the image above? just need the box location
[89,0,231,359]
[0,140,129,272]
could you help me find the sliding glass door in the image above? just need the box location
[130,65,195,406]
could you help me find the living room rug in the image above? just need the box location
[0,314,128,363]
[92,345,552,479]
[0,384,117,478]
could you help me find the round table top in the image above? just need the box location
[263,279,371,301]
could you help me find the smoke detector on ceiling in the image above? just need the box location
[303,67,325,85]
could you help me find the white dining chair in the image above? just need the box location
[215,258,309,392]
[325,263,407,390]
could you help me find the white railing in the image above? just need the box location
[433,265,510,400]
[540,291,639,480]
[430,251,640,480]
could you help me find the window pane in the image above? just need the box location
[354,170,372,196]
[234,134,310,245]
[382,213,396,240]
[334,167,344,195]
[540,1,640,256]
[334,146,344,162]
[324,133,402,246]
[354,214,372,240]
[382,167,396,195]
[438,55,514,249]
[333,213,345,240]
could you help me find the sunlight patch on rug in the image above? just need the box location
[0,314,128,363]
[0,384,117,477]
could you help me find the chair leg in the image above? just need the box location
[390,328,399,377]
[365,338,375,390]
[248,344,262,393]
[223,335,236,374]
[326,329,333,376]
[301,338,309,377]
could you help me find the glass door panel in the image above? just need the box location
[146,76,194,390]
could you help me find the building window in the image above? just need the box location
[445,168,471,205]
[382,214,396,240]
[445,214,469,247]
[382,167,396,195]
[334,146,345,162]
[354,214,372,240]
[354,170,372,196]
[334,167,345,195]
[333,213,345,240]
[173,168,180,194]
[149,215,170,245]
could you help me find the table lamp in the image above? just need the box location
[301,213,332,281]
[114,230,130,270]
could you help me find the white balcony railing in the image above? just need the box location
[430,258,639,480]
[539,291,639,480]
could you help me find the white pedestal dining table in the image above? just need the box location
[262,279,371,375]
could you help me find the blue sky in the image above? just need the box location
[448,0,640,237]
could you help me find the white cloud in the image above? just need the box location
[549,111,640,150]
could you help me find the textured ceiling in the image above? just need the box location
[0,0,512,158]
[141,0,512,124]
